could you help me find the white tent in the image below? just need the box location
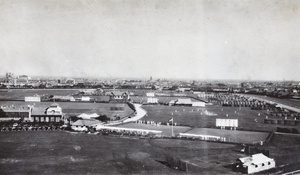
[78,113,99,119]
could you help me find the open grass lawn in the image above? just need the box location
[0,131,242,174]
[261,133,300,173]
[142,104,299,132]
[0,89,79,100]
[0,131,179,174]
[149,139,239,175]
[1,129,299,174]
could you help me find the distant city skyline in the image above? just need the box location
[1,0,299,81]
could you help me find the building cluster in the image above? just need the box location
[1,73,299,100]
[0,103,63,123]
[22,91,129,104]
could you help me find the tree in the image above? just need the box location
[95,115,110,122]
[0,109,6,117]
[69,116,79,122]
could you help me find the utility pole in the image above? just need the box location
[171,117,174,137]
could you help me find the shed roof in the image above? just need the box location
[31,107,46,115]
[78,113,99,119]
[111,91,127,96]
[53,96,74,100]
[239,153,274,166]
[50,103,59,107]
[2,108,29,113]
[176,98,193,105]
[72,119,103,126]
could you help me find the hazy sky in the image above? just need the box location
[0,0,299,80]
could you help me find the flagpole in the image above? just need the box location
[172,117,174,137]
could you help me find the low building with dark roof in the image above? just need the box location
[71,119,103,132]
[0,105,32,121]
[109,91,130,102]
[52,95,75,102]
[31,103,63,123]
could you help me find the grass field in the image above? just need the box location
[0,131,241,174]
[266,134,300,166]
[1,131,299,174]
[142,104,297,132]
[0,89,79,100]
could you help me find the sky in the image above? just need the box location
[0,0,299,81]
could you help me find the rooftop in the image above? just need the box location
[176,98,193,104]
[239,153,274,166]
[111,91,127,96]
[72,119,103,126]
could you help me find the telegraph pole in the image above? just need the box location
[172,117,174,137]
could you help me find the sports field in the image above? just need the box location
[0,131,239,174]
[142,104,294,131]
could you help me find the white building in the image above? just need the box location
[177,87,191,92]
[45,103,62,115]
[78,113,99,120]
[52,96,75,102]
[146,92,155,97]
[236,153,275,174]
[81,96,90,101]
[25,96,41,102]
[192,101,205,107]
[178,133,220,141]
[147,98,158,104]
[71,119,103,132]
[216,119,238,129]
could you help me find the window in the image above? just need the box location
[262,163,265,166]
[255,165,258,168]
[268,162,271,165]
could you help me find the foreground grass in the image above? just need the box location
[1,131,300,174]
[0,131,239,175]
